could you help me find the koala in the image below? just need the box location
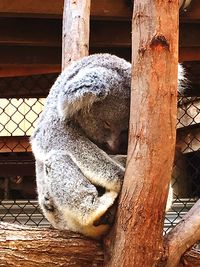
[31,53,184,238]
[31,54,131,238]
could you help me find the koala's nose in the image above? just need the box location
[105,129,128,155]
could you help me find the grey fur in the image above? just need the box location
[31,54,131,238]
[31,53,184,238]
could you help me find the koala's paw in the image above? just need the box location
[82,191,118,226]
[42,196,55,212]
[70,191,118,239]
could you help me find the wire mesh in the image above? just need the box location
[0,73,56,227]
[0,73,199,233]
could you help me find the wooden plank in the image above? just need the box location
[0,46,61,66]
[0,0,132,20]
[179,47,200,61]
[0,18,61,47]
[0,153,35,177]
[0,45,131,67]
[0,18,198,76]
[90,21,131,47]
[0,0,198,21]
[0,136,31,153]
[0,19,131,48]
[0,19,198,49]
[0,0,64,18]
[0,66,59,78]
[0,46,197,78]
[180,24,200,48]
[0,74,57,98]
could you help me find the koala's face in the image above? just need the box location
[75,95,130,155]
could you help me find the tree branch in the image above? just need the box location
[165,199,200,267]
[0,222,104,267]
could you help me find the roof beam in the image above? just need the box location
[0,0,198,21]
[0,0,132,20]
[0,19,198,49]
[0,45,198,78]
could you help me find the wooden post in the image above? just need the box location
[62,0,91,69]
[105,1,179,266]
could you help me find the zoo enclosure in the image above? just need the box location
[0,65,200,234]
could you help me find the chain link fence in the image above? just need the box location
[0,72,199,234]
[0,73,57,227]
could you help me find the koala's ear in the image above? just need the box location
[57,66,117,118]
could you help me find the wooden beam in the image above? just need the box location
[0,46,61,66]
[0,18,198,77]
[0,153,35,176]
[0,18,61,47]
[0,19,198,49]
[0,0,198,21]
[179,47,200,61]
[0,74,57,98]
[0,19,131,48]
[0,46,197,78]
[0,0,132,20]
[0,46,131,76]
[180,23,200,48]
[0,136,31,153]
[90,21,131,47]
[0,66,59,78]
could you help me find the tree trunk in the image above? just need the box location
[0,222,103,267]
[104,1,179,266]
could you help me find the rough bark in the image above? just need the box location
[62,0,91,69]
[104,1,179,266]
[180,249,200,267]
[1,222,200,267]
[0,222,103,267]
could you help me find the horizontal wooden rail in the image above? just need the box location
[0,0,198,21]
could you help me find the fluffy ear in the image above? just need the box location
[57,66,119,119]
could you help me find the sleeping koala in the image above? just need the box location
[31,53,184,238]
[31,54,131,238]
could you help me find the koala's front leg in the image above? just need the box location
[68,138,125,193]
[39,152,118,237]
